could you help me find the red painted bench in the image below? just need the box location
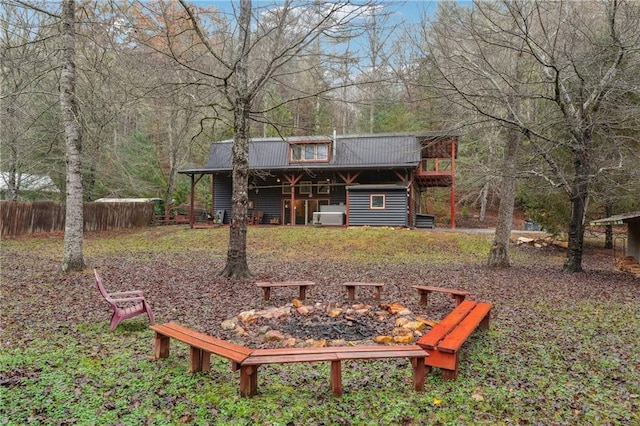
[151,323,252,373]
[150,323,427,397]
[240,345,426,397]
[343,282,384,300]
[417,299,492,379]
[256,281,315,301]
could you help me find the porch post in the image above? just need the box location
[290,189,295,225]
[408,173,415,228]
[338,172,361,227]
[190,174,195,229]
[211,174,215,217]
[283,173,304,226]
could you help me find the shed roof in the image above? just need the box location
[346,184,409,191]
[0,172,59,192]
[180,131,460,174]
[589,211,640,225]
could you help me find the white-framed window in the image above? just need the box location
[370,194,386,209]
[299,181,312,194]
[317,181,330,194]
[282,184,292,194]
[290,143,330,162]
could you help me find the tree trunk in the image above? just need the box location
[60,0,85,272]
[479,181,489,222]
[564,145,591,272]
[488,127,519,268]
[220,0,252,278]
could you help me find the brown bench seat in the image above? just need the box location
[417,299,492,379]
[240,345,427,397]
[411,285,473,308]
[256,281,315,301]
[151,322,252,373]
[343,282,384,300]
[150,322,428,398]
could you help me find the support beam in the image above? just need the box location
[283,173,304,225]
[338,172,360,226]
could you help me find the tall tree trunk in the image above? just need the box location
[479,181,489,222]
[488,126,520,268]
[564,145,590,272]
[221,0,251,278]
[60,0,85,272]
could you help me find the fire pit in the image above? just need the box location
[265,313,384,341]
[223,300,433,348]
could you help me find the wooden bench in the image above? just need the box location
[150,322,253,373]
[256,281,315,301]
[411,285,473,308]
[239,345,427,397]
[150,323,428,398]
[343,282,384,300]
[416,299,492,379]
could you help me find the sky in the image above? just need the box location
[194,1,450,25]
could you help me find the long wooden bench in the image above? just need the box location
[411,285,473,308]
[416,299,492,379]
[343,282,384,300]
[239,345,427,397]
[150,322,428,398]
[256,281,315,301]
[151,322,253,373]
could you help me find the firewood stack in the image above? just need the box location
[615,256,640,277]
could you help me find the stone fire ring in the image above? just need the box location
[221,300,435,348]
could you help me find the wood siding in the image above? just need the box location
[347,187,408,227]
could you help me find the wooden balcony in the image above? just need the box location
[415,158,454,187]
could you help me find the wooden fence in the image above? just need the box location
[0,201,155,237]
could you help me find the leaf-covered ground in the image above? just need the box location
[1,226,638,425]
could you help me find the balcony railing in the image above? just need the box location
[418,158,453,175]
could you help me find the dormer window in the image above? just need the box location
[290,142,330,163]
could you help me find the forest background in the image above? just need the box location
[2,0,639,255]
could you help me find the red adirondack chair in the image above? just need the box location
[94,268,155,331]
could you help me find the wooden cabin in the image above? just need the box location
[179,131,459,228]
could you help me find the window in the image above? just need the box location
[299,181,312,195]
[290,143,330,162]
[318,181,330,194]
[370,194,386,209]
[282,184,292,194]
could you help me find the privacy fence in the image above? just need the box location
[0,201,154,237]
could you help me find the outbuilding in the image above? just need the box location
[590,211,640,275]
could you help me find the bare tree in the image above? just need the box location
[159,0,377,278]
[1,2,62,201]
[416,2,529,267]
[416,0,640,272]
[60,0,84,271]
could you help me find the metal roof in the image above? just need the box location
[589,211,640,225]
[181,132,458,175]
